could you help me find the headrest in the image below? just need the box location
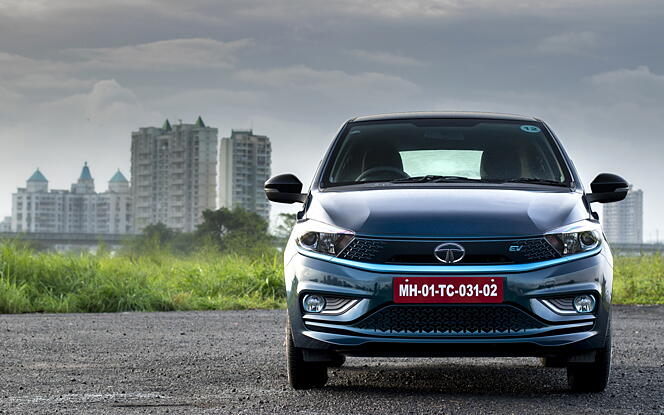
[362,146,403,171]
[480,148,522,181]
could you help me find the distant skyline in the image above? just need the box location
[1,1,663,240]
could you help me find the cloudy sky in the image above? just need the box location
[1,0,663,240]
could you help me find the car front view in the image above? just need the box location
[264,112,629,392]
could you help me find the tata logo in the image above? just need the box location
[509,245,523,252]
[434,243,465,264]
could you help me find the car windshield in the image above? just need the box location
[322,119,571,187]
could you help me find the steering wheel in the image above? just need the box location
[356,166,409,182]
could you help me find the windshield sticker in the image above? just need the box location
[520,125,541,133]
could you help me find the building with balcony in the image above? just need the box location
[218,129,272,220]
[602,185,643,244]
[131,117,218,232]
[10,164,132,234]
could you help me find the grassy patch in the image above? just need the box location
[1,243,662,313]
[613,255,664,304]
[0,243,285,313]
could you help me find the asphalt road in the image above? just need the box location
[1,306,663,414]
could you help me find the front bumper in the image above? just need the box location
[286,248,613,358]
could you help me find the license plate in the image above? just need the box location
[393,276,504,303]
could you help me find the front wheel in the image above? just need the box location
[567,330,612,393]
[286,324,328,389]
[327,354,346,368]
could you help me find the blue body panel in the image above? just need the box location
[286,247,612,356]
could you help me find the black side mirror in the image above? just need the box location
[586,173,629,204]
[264,174,307,204]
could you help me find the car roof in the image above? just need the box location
[351,111,539,123]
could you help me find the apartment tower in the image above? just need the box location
[602,185,643,244]
[11,164,132,234]
[218,129,272,220]
[131,117,218,232]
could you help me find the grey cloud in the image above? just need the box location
[233,65,419,94]
[83,80,148,121]
[537,32,598,55]
[0,51,69,79]
[0,51,91,104]
[346,49,426,67]
[0,84,21,113]
[230,0,461,20]
[12,73,94,90]
[37,79,160,134]
[65,38,254,70]
[589,66,664,102]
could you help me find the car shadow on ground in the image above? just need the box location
[325,361,573,396]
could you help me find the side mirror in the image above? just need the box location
[264,174,307,204]
[586,173,629,204]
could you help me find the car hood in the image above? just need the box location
[307,187,589,238]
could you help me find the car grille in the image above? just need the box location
[338,237,560,265]
[353,304,545,335]
[511,238,560,262]
[338,239,387,262]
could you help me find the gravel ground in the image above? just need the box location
[1,306,663,414]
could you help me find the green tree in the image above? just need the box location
[124,223,195,257]
[196,208,274,254]
[274,213,297,241]
[141,223,176,246]
[123,223,174,256]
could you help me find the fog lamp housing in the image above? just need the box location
[573,294,596,313]
[302,294,326,313]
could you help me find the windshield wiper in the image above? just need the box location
[387,175,569,186]
[391,175,485,183]
[502,177,570,187]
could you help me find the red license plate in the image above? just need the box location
[393,277,504,303]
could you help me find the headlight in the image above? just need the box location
[544,220,602,256]
[294,219,355,256]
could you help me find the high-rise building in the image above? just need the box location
[131,117,218,233]
[218,129,272,220]
[602,185,643,244]
[10,164,132,234]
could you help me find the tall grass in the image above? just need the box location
[613,255,664,304]
[1,243,662,313]
[0,243,285,313]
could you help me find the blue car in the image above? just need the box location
[264,112,628,392]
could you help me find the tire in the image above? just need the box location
[567,329,612,393]
[286,323,328,389]
[541,356,567,368]
[328,354,346,368]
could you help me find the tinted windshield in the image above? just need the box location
[322,119,571,187]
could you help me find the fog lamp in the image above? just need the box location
[302,294,326,313]
[573,294,596,313]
